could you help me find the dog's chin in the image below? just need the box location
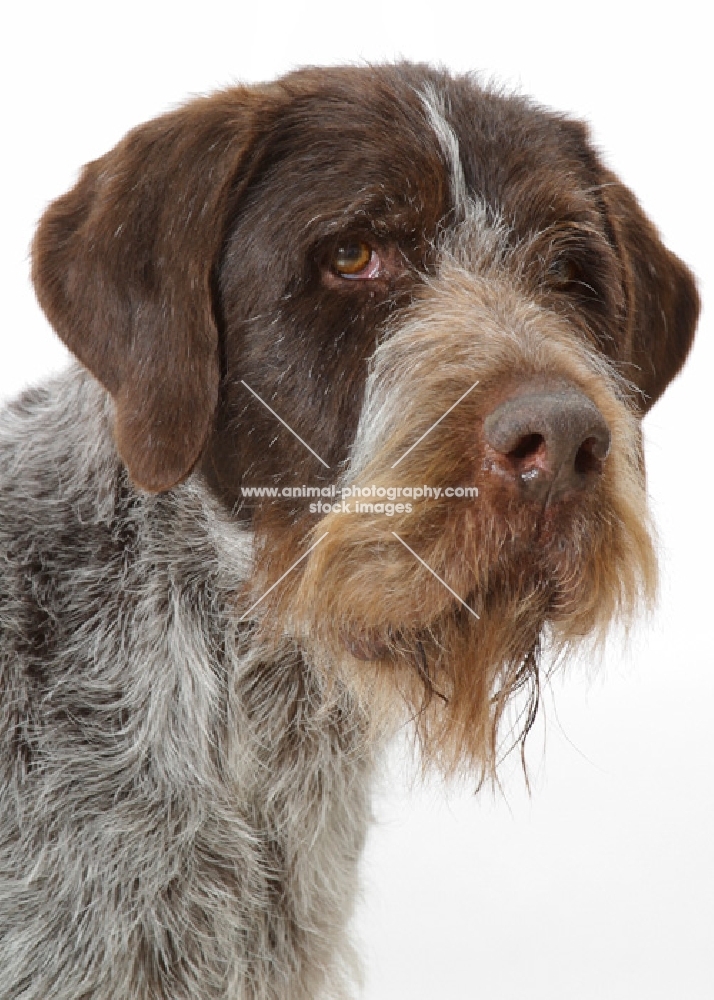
[246,482,656,774]
[295,537,648,775]
[322,590,547,776]
[330,530,604,651]
[337,581,546,665]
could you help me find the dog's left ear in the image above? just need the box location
[598,168,700,412]
[32,89,274,492]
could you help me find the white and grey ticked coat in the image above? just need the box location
[0,367,373,998]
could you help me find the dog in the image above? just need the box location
[0,64,699,999]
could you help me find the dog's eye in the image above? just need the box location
[332,241,380,279]
[549,257,581,286]
[549,255,602,304]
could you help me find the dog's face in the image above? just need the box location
[32,64,699,772]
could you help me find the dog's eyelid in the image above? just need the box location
[332,245,381,281]
[318,231,415,285]
[548,254,582,284]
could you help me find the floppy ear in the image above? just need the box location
[599,169,700,411]
[32,89,271,492]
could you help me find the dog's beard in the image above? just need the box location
[245,460,656,779]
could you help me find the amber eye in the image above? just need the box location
[332,241,374,276]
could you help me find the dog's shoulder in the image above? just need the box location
[0,366,130,641]
[0,366,229,720]
[0,364,116,527]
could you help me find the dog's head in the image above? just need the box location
[32,64,699,771]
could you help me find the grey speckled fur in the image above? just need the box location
[0,366,373,999]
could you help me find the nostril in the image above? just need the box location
[574,436,606,477]
[508,433,544,461]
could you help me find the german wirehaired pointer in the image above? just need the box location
[0,65,699,998]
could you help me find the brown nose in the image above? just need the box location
[483,385,611,504]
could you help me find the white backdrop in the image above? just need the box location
[2,3,712,998]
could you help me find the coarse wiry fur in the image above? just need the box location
[0,370,371,999]
[0,63,699,999]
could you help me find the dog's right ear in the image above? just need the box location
[32,88,279,493]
